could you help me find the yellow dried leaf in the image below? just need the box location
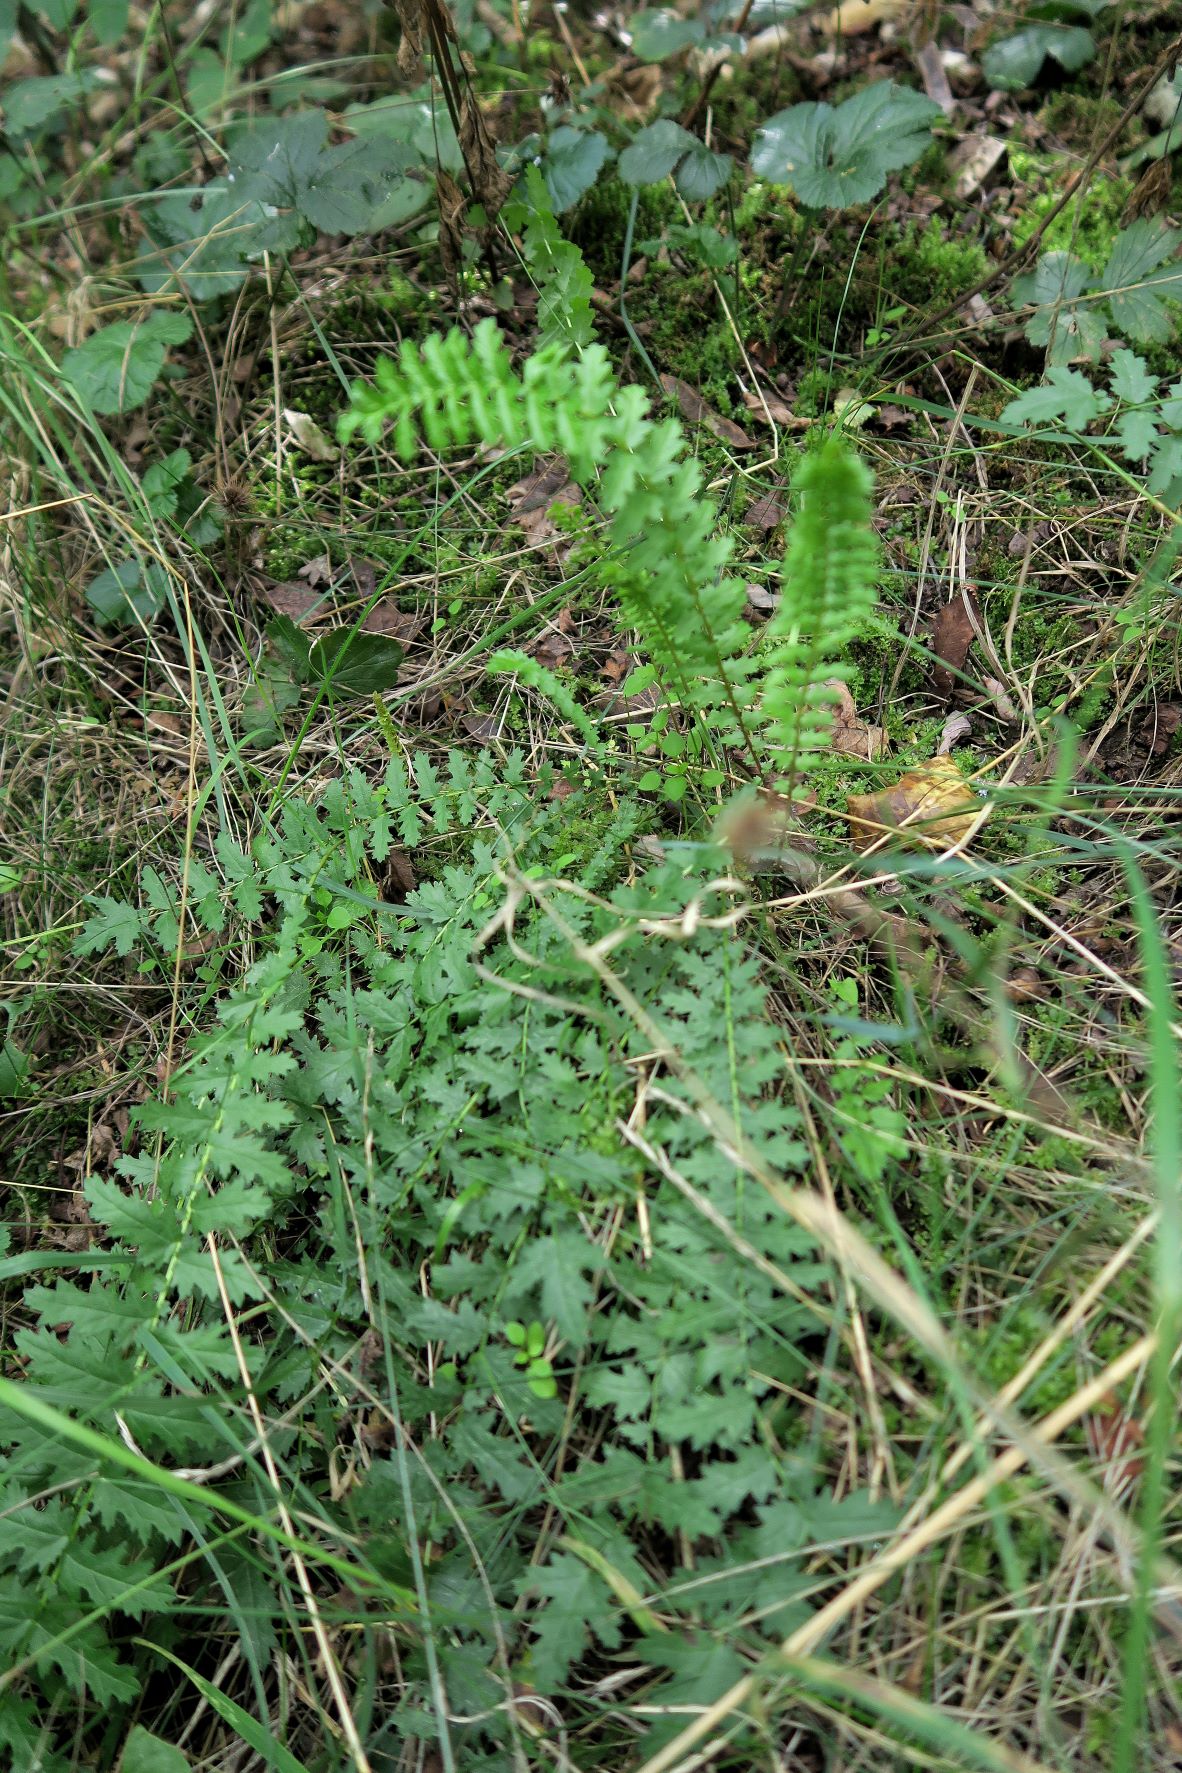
[821,0,910,36]
[847,756,985,852]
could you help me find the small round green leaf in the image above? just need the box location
[751,83,942,208]
[674,141,733,201]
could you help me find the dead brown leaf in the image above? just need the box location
[931,592,980,699]
[745,582,779,615]
[436,168,467,284]
[383,850,417,898]
[914,40,954,115]
[741,388,810,429]
[144,709,187,739]
[263,579,328,622]
[936,711,972,755]
[1007,520,1055,558]
[534,627,575,671]
[744,490,786,530]
[718,790,814,868]
[1089,1392,1144,1489]
[1137,701,1182,756]
[1005,965,1045,1003]
[506,457,581,549]
[826,679,886,760]
[1124,157,1172,222]
[660,375,755,450]
[460,711,500,740]
[950,133,1007,199]
[297,554,334,589]
[847,756,985,852]
[457,88,512,219]
[362,601,424,643]
[975,676,1016,723]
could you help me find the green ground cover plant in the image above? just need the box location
[2,0,1182,1768]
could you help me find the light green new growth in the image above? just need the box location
[761,435,879,780]
[342,318,878,785]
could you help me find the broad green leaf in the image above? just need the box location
[982,24,1094,90]
[86,557,170,626]
[366,174,431,230]
[674,140,733,201]
[343,95,464,174]
[39,0,79,20]
[631,8,705,59]
[751,82,942,208]
[0,1036,28,1097]
[223,0,272,66]
[297,137,420,236]
[1108,348,1157,405]
[1001,366,1111,431]
[139,186,296,297]
[62,311,192,415]
[121,1724,188,1773]
[543,126,611,212]
[619,119,697,186]
[229,109,329,200]
[307,630,405,696]
[1098,218,1182,345]
[4,71,97,137]
[141,448,192,521]
[266,614,313,683]
[91,0,131,41]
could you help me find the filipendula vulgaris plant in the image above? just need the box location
[4,242,891,1766]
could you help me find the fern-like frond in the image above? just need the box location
[341,319,764,769]
[760,433,879,785]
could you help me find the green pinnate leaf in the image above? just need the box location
[1097,218,1182,344]
[1001,366,1111,431]
[1109,348,1157,405]
[1114,409,1160,462]
[76,895,147,957]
